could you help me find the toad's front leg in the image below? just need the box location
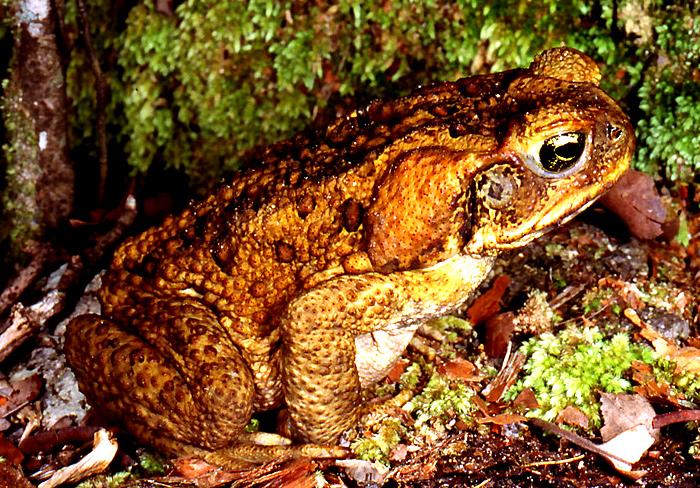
[281,255,494,444]
[281,273,402,444]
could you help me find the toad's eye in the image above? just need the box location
[539,132,585,173]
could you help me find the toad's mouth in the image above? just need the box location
[499,195,600,249]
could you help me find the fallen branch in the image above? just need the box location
[0,243,51,318]
[653,410,700,429]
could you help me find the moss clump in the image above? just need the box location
[504,326,656,426]
[635,7,700,182]
[581,287,619,315]
[403,371,476,436]
[58,0,700,192]
[351,418,405,463]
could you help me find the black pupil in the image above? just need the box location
[539,132,585,173]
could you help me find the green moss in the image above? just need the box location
[504,326,656,426]
[351,418,405,463]
[135,450,166,476]
[581,287,615,314]
[635,7,700,182]
[59,0,699,190]
[1,78,41,255]
[399,362,423,391]
[674,210,691,247]
[403,372,476,435]
[75,472,131,488]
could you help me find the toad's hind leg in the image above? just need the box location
[65,302,255,454]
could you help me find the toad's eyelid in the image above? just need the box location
[552,133,582,146]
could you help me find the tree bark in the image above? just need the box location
[2,0,73,259]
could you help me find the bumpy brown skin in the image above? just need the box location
[65,48,635,466]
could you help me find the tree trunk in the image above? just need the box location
[2,0,72,261]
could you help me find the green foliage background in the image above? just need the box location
[56,0,700,189]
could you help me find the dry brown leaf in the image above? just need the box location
[467,275,511,325]
[172,456,220,479]
[481,351,526,402]
[625,308,700,375]
[484,312,516,358]
[599,169,667,240]
[385,358,410,383]
[513,388,540,409]
[0,435,23,464]
[438,357,477,380]
[37,428,117,488]
[0,374,42,418]
[476,413,527,425]
[600,393,659,443]
[631,361,687,407]
[556,405,590,430]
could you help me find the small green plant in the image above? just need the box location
[504,326,657,426]
[403,372,476,436]
[581,287,615,314]
[351,417,405,463]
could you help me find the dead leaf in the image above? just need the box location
[600,393,659,443]
[476,413,527,425]
[598,424,655,479]
[172,456,219,478]
[0,435,23,464]
[438,357,477,380]
[631,361,686,407]
[484,312,516,358]
[556,405,590,430]
[235,458,319,488]
[37,428,118,488]
[467,275,511,325]
[386,358,410,383]
[528,418,653,480]
[513,388,540,410]
[599,169,667,240]
[625,308,700,375]
[482,351,526,402]
[389,443,410,462]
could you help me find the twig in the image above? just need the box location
[36,429,118,488]
[527,418,630,465]
[481,348,526,402]
[0,292,64,362]
[0,243,50,318]
[653,410,700,429]
[19,426,100,455]
[521,454,585,468]
[76,0,109,204]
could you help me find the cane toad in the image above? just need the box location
[65,48,635,466]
